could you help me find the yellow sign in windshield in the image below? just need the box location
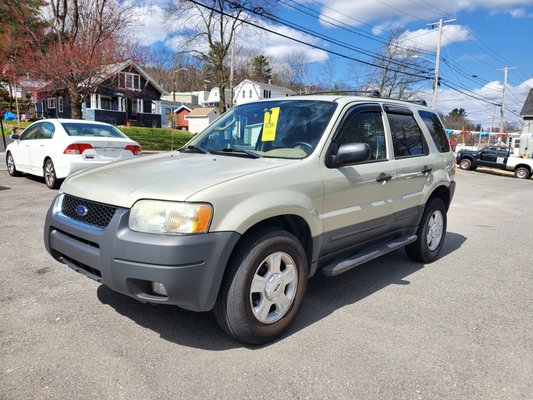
[262,107,280,142]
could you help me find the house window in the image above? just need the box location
[58,97,63,113]
[143,100,156,114]
[242,90,245,98]
[249,89,252,98]
[100,96,112,110]
[47,98,56,109]
[263,90,271,99]
[120,72,141,90]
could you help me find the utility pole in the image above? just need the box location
[229,33,236,109]
[497,66,516,134]
[428,18,456,109]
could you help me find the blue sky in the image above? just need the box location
[130,0,533,127]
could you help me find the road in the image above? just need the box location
[0,165,531,399]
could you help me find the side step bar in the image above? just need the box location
[321,235,417,277]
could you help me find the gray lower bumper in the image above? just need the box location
[44,195,240,312]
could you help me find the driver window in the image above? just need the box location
[20,124,41,140]
[337,111,387,160]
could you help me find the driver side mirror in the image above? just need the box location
[327,143,371,168]
[10,134,20,140]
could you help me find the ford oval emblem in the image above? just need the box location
[75,205,89,217]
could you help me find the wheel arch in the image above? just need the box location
[228,214,314,275]
[428,185,452,211]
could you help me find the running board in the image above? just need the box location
[321,235,417,277]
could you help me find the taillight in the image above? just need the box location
[125,145,142,155]
[64,143,93,154]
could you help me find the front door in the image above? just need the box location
[320,104,397,259]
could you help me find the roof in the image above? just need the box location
[520,89,533,117]
[236,79,296,94]
[100,60,167,95]
[186,107,217,118]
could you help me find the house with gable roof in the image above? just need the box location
[233,79,295,106]
[35,61,166,127]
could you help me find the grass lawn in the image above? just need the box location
[118,126,194,151]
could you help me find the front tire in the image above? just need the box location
[44,159,60,189]
[214,228,308,345]
[405,197,447,263]
[6,152,22,177]
[459,158,473,170]
[514,167,531,179]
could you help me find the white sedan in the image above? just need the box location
[6,119,142,189]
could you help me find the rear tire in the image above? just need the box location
[514,166,531,179]
[406,197,447,263]
[6,152,22,177]
[213,228,308,345]
[44,159,61,189]
[459,158,473,170]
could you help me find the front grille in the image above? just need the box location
[61,194,117,228]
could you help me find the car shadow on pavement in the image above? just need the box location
[97,231,466,350]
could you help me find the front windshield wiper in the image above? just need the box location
[210,147,262,159]
[179,145,208,154]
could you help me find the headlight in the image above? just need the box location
[129,200,213,234]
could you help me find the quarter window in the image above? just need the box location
[337,111,387,161]
[388,113,427,158]
[419,111,450,153]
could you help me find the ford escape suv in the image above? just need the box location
[44,95,456,344]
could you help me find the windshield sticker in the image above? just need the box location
[262,107,280,142]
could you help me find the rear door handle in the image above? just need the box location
[421,165,433,174]
[376,173,392,183]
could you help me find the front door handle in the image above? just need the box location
[421,165,433,174]
[376,172,392,183]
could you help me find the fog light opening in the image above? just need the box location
[151,282,168,296]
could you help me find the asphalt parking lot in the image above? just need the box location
[0,158,531,400]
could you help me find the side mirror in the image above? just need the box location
[10,134,20,140]
[328,143,371,168]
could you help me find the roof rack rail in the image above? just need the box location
[404,99,428,106]
[297,90,381,98]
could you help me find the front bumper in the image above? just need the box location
[44,194,240,311]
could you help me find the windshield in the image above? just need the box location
[61,122,127,138]
[186,100,337,159]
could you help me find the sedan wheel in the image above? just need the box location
[44,159,60,189]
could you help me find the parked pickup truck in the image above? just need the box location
[456,146,533,179]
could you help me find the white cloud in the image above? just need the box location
[316,0,533,28]
[395,25,471,52]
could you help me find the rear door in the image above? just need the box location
[385,105,434,228]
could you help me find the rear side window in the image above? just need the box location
[419,111,450,153]
[387,113,428,158]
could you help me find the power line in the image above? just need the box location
[189,0,434,80]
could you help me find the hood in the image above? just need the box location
[61,152,293,208]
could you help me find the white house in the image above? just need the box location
[233,79,295,106]
[204,87,232,109]
[185,107,220,134]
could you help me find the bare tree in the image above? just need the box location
[281,51,308,93]
[364,29,432,100]
[166,0,272,113]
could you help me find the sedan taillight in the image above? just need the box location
[64,143,93,154]
[125,145,142,155]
